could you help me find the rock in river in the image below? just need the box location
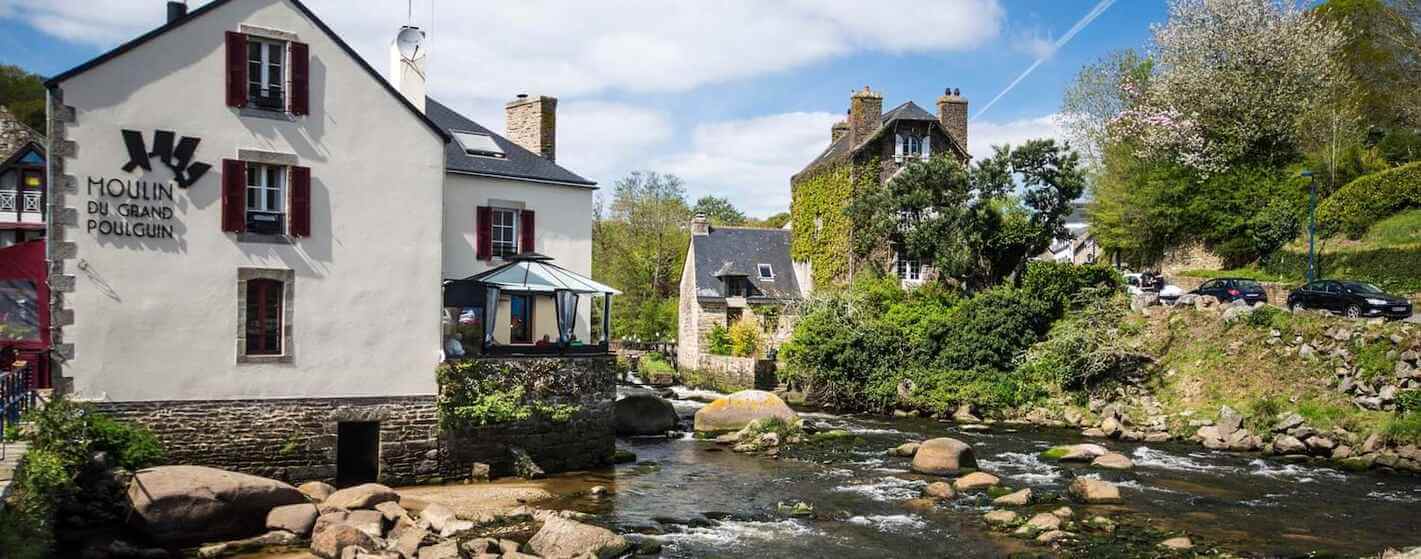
[614,393,681,436]
[1091,452,1135,470]
[1044,444,1108,462]
[993,488,1031,506]
[910,437,979,476]
[528,515,632,559]
[693,390,799,433]
[953,472,1001,491]
[126,465,306,545]
[923,481,956,500]
[1068,478,1122,504]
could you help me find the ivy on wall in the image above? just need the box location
[791,162,854,288]
[435,358,616,429]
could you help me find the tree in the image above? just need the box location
[690,195,746,226]
[1116,0,1348,173]
[1060,49,1152,167]
[750,212,792,230]
[591,171,691,341]
[0,65,46,133]
[849,139,1087,289]
[1316,0,1421,129]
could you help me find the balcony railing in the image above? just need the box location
[1,362,37,461]
[0,189,42,225]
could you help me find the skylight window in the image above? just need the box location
[452,130,505,158]
[758,264,774,281]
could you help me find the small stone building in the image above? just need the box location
[789,86,971,291]
[677,214,802,379]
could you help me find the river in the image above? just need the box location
[539,383,1421,558]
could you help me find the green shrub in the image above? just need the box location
[88,415,165,470]
[1356,342,1397,382]
[1395,390,1421,416]
[1020,261,1122,316]
[728,319,761,357]
[1382,412,1421,446]
[0,507,51,559]
[435,359,590,429]
[705,323,732,356]
[13,449,74,519]
[1244,305,1287,330]
[1318,161,1421,238]
[1018,294,1150,391]
[930,287,1055,374]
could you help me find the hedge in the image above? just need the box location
[1318,161,1421,239]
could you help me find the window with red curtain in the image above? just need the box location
[245,278,283,355]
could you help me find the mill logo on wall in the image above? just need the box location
[120,129,211,188]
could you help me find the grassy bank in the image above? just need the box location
[1181,209,1421,294]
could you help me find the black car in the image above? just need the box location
[1287,280,1414,320]
[1191,277,1268,305]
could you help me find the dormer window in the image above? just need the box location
[758,264,775,281]
[453,131,506,158]
[895,134,932,162]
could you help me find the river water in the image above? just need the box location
[543,384,1421,558]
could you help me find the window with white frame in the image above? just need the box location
[904,135,922,157]
[491,208,519,258]
[245,162,286,234]
[758,264,775,281]
[896,251,921,282]
[247,38,286,110]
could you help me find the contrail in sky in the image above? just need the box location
[971,0,1118,122]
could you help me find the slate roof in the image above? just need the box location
[692,227,802,301]
[794,100,968,180]
[427,99,596,188]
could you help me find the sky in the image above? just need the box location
[0,0,1168,217]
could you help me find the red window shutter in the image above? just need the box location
[289,42,310,115]
[225,32,248,108]
[476,206,492,260]
[221,159,246,232]
[289,166,311,237]
[520,210,535,254]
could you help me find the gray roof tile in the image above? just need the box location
[692,227,801,301]
[427,98,596,187]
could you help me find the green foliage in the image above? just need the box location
[22,398,164,471]
[593,171,690,341]
[640,352,676,375]
[1355,342,1397,382]
[1318,161,1421,238]
[435,359,592,429]
[1247,396,1285,431]
[790,162,855,287]
[0,65,46,133]
[1018,294,1151,392]
[851,141,1087,289]
[1314,0,1421,131]
[728,319,761,357]
[1364,208,1421,246]
[705,323,732,356]
[1394,390,1421,415]
[1020,261,1123,316]
[1244,305,1288,330]
[1381,412,1421,445]
[782,279,1057,413]
[0,507,51,559]
[747,212,792,230]
[691,195,747,226]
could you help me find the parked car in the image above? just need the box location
[1124,272,1185,304]
[1286,280,1414,320]
[1191,277,1268,305]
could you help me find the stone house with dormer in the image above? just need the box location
[789,86,971,292]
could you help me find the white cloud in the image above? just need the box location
[9,0,1004,99]
[1012,28,1058,60]
[557,101,674,181]
[968,113,1065,162]
[653,112,840,217]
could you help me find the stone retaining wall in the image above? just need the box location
[96,356,620,485]
[691,355,777,390]
[96,396,442,485]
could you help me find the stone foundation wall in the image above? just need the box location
[691,355,777,391]
[438,356,617,479]
[95,396,442,485]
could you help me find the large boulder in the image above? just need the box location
[527,515,631,559]
[1091,453,1135,471]
[613,393,680,436]
[126,465,306,545]
[910,437,978,476]
[265,503,319,537]
[323,483,400,510]
[693,390,798,433]
[1044,444,1108,463]
[298,481,336,503]
[1068,478,1122,504]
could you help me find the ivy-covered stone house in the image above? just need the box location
[676,214,802,376]
[789,86,970,292]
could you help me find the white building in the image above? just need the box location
[45,0,601,484]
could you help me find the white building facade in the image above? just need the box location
[45,0,599,484]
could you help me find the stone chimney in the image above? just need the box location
[937,87,968,154]
[691,213,710,236]
[848,86,883,146]
[831,119,849,143]
[505,94,558,161]
[166,1,188,22]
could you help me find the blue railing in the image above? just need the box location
[0,362,36,461]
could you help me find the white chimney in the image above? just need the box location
[389,26,427,112]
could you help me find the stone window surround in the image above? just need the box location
[237,267,295,364]
[236,149,299,245]
[237,25,302,121]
